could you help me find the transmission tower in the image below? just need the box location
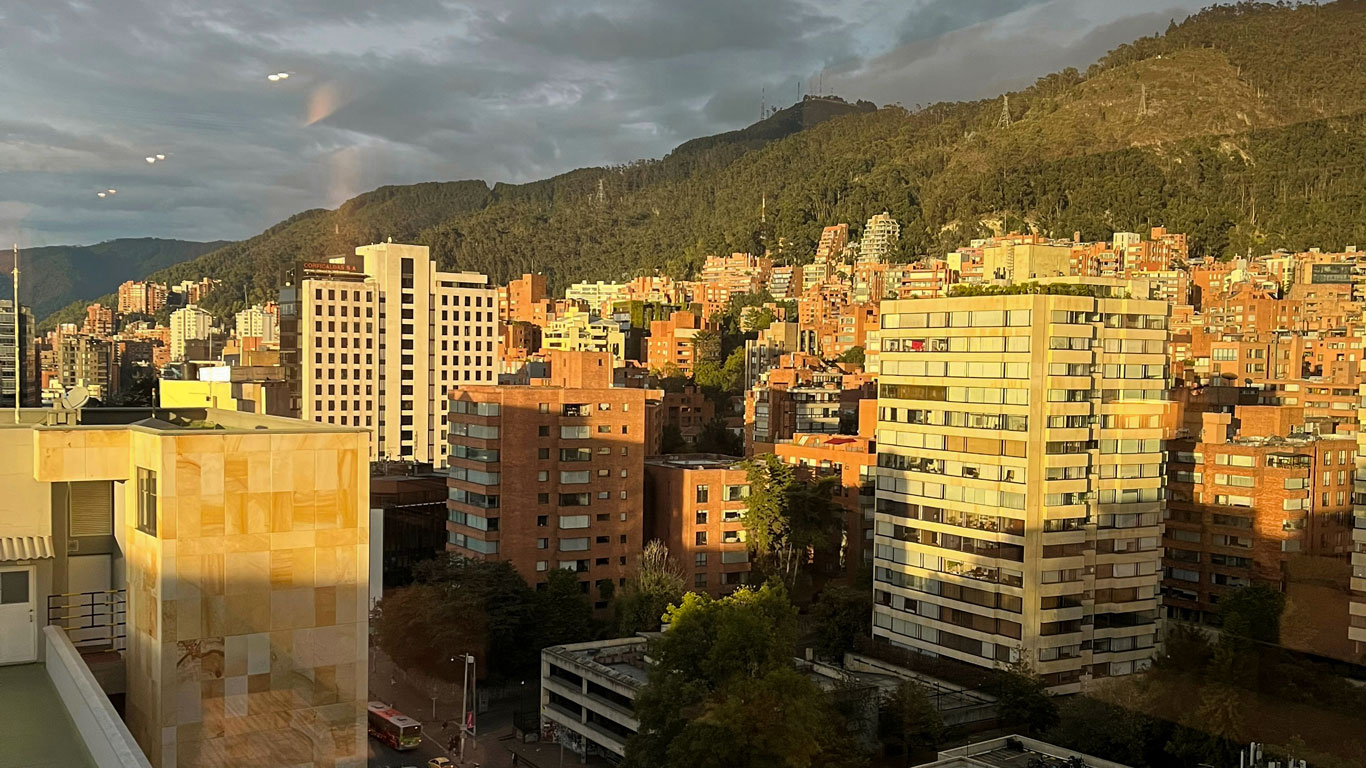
[996,95,1012,129]
[1138,84,1148,118]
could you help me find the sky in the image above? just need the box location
[0,0,1207,247]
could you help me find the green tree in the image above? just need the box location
[989,658,1059,737]
[880,679,945,762]
[836,346,865,365]
[659,424,689,454]
[740,455,844,586]
[1218,584,1285,646]
[1046,697,1150,767]
[624,584,854,768]
[692,418,743,456]
[616,540,686,636]
[810,584,872,661]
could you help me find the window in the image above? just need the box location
[695,485,710,503]
[136,468,157,535]
[560,470,591,484]
[558,515,590,529]
[695,531,708,545]
[694,573,707,588]
[724,485,749,501]
[695,553,708,567]
[696,511,709,525]
[560,425,590,439]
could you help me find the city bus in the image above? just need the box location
[367,701,423,751]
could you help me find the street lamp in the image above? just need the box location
[458,653,477,762]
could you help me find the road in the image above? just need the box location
[367,733,450,768]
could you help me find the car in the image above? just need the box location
[427,758,454,768]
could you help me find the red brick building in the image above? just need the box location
[447,350,660,608]
[645,310,708,376]
[644,455,751,596]
[1164,394,1357,660]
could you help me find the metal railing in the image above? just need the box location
[48,590,127,652]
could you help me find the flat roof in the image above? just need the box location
[0,664,95,768]
[0,407,366,435]
[645,453,744,470]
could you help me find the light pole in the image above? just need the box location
[458,653,476,762]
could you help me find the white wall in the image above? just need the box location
[43,626,152,768]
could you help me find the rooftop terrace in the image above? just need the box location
[0,663,95,768]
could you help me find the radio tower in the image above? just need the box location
[996,95,1012,128]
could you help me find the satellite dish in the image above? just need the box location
[61,386,90,410]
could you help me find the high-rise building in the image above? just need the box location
[500,272,552,325]
[445,351,656,606]
[169,305,213,361]
[278,242,498,467]
[234,303,278,347]
[645,310,707,376]
[816,224,850,259]
[58,334,115,401]
[0,299,36,408]
[117,280,168,315]
[874,282,1169,691]
[82,303,115,336]
[858,212,900,263]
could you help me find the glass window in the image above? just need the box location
[136,467,157,535]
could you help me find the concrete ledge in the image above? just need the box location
[43,626,152,768]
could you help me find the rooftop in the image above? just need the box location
[645,453,745,470]
[918,735,1131,768]
[0,407,365,435]
[544,637,651,690]
[0,664,96,768]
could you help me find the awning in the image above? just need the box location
[0,535,55,561]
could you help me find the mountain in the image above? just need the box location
[0,238,228,320]
[42,2,1366,328]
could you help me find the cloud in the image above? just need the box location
[1,0,1207,246]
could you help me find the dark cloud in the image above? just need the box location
[0,0,1207,246]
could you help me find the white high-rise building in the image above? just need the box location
[234,304,278,346]
[169,305,213,361]
[858,211,901,263]
[874,280,1169,693]
[279,242,497,467]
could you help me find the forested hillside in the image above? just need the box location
[43,1,1366,327]
[0,238,228,319]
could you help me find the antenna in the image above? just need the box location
[761,193,766,225]
[11,243,18,422]
[996,95,1012,129]
[761,86,766,121]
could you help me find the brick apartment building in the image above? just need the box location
[773,404,878,578]
[645,310,708,376]
[644,455,752,596]
[1166,392,1357,660]
[446,351,660,608]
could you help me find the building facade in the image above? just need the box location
[169,305,213,362]
[278,242,498,466]
[643,455,751,596]
[874,285,1169,691]
[446,351,654,606]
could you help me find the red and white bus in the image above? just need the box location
[367,701,423,751]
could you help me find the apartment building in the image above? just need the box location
[0,299,37,408]
[83,303,115,336]
[58,334,116,401]
[981,235,1073,283]
[499,273,554,325]
[816,224,850,259]
[117,280,168,315]
[1352,387,1366,659]
[446,351,655,606]
[234,304,278,348]
[0,407,370,767]
[1165,399,1356,660]
[644,455,751,596]
[645,310,707,376]
[278,242,497,466]
[773,405,878,577]
[541,637,646,762]
[858,212,900,263]
[565,281,629,316]
[874,283,1170,691]
[768,265,801,300]
[743,321,815,393]
[169,305,212,362]
[746,354,873,454]
[542,307,629,361]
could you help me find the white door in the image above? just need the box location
[0,566,38,664]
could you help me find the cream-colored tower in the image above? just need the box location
[293,243,497,467]
[873,282,1169,692]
